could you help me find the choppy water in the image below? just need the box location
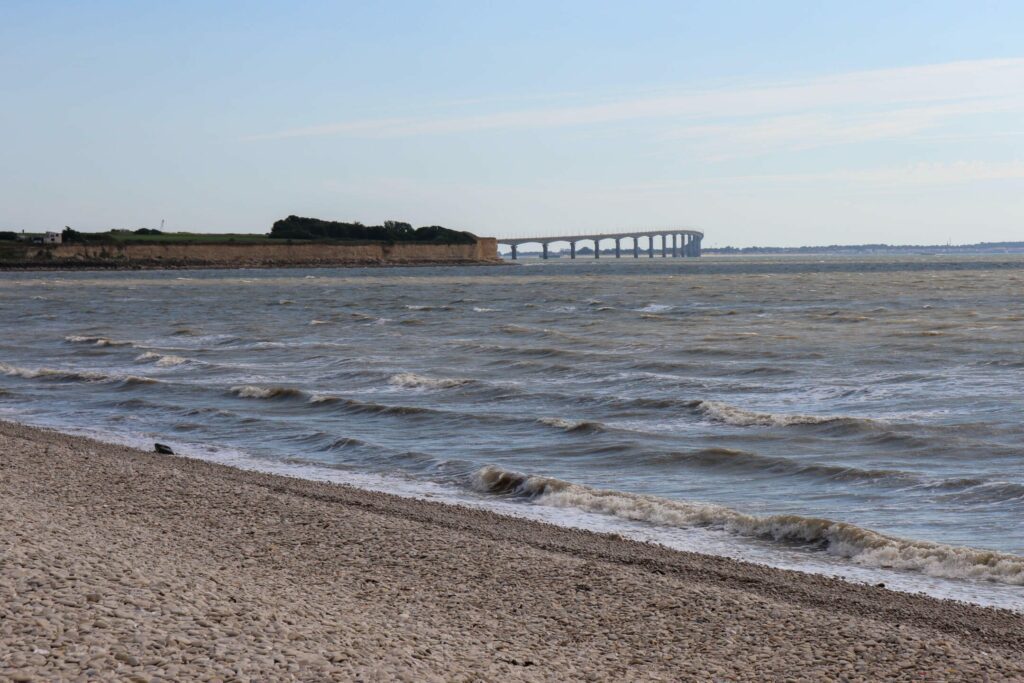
[2,256,1024,608]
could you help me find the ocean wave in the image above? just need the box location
[309,393,433,417]
[229,385,307,400]
[388,372,473,390]
[473,466,1024,585]
[500,324,538,335]
[64,335,133,347]
[688,400,872,429]
[135,351,188,367]
[0,362,157,386]
[536,417,606,434]
[648,447,916,485]
[404,304,452,311]
[637,303,674,313]
[321,436,370,451]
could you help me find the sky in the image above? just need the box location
[2,1,1023,247]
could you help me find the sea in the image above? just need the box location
[2,255,1023,609]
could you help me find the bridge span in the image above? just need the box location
[497,229,702,260]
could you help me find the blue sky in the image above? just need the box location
[2,1,1022,246]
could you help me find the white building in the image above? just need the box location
[43,231,62,245]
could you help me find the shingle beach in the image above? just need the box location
[2,420,1022,681]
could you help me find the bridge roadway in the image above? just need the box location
[497,229,703,260]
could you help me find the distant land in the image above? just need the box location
[704,241,1024,255]
[507,240,1024,257]
[0,216,501,269]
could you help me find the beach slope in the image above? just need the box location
[1,420,1022,681]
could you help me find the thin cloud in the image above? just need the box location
[666,96,1024,158]
[248,58,1024,141]
[616,161,1024,192]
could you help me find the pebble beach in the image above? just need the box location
[2,419,1023,681]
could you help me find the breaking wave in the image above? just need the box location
[388,372,473,390]
[0,362,157,386]
[688,400,874,428]
[473,466,1024,585]
[135,351,188,367]
[537,417,607,434]
[229,385,307,400]
[64,335,133,347]
[637,303,674,313]
[309,394,433,417]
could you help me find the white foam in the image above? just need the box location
[229,385,305,399]
[693,400,853,427]
[135,351,188,367]
[536,417,605,433]
[473,465,1024,586]
[0,362,156,385]
[388,373,471,390]
[64,335,132,347]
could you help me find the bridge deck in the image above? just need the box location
[496,229,703,259]
[498,229,702,246]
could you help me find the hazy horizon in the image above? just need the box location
[2,1,1022,247]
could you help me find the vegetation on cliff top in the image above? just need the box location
[1,218,478,246]
[268,216,478,244]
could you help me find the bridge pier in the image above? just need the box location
[499,230,702,261]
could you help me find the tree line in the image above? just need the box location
[269,216,478,244]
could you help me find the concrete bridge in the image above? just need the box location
[498,229,703,260]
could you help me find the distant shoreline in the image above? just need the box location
[704,241,1024,255]
[0,238,504,271]
[0,259,512,272]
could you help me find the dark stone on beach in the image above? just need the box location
[154,443,174,455]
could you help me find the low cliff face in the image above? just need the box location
[17,238,500,268]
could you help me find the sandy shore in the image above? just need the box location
[2,421,1022,681]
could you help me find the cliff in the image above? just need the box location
[3,238,501,269]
